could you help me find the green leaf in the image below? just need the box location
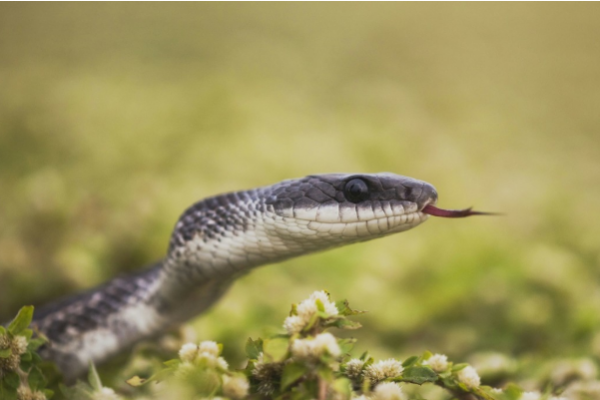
[263,337,288,362]
[317,364,334,381]
[245,337,264,359]
[28,338,47,351]
[20,351,32,361]
[0,381,18,400]
[0,326,6,335]
[281,362,308,390]
[452,363,469,372]
[402,356,419,367]
[163,359,181,368]
[21,329,33,341]
[315,298,325,312]
[329,318,362,330]
[335,300,367,316]
[42,389,55,399]
[87,362,102,391]
[338,338,356,354]
[28,366,47,391]
[0,347,11,358]
[20,359,32,372]
[3,371,20,389]
[7,306,34,335]
[400,366,438,385]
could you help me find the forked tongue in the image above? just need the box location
[422,204,498,218]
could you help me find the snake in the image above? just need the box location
[27,172,484,381]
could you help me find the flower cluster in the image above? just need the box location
[1,306,52,400]
[178,340,229,370]
[291,332,341,361]
[283,290,339,334]
[364,359,404,384]
[457,365,481,388]
[423,353,448,372]
[0,333,27,373]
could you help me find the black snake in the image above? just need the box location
[27,173,445,380]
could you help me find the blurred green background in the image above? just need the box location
[1,2,599,377]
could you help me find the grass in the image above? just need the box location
[1,2,599,393]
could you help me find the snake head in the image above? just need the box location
[264,173,439,242]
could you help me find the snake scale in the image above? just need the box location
[26,173,444,380]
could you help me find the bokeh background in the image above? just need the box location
[1,2,599,387]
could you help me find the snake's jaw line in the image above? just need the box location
[30,172,445,381]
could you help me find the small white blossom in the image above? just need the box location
[284,315,306,334]
[199,341,220,357]
[179,343,198,362]
[296,291,339,321]
[490,388,503,394]
[17,386,32,400]
[520,392,541,400]
[457,366,480,388]
[309,290,339,316]
[372,382,406,400]
[345,358,366,378]
[91,387,121,400]
[32,391,47,400]
[291,333,341,360]
[12,336,28,355]
[217,357,229,370]
[424,354,448,372]
[223,375,250,399]
[0,334,10,350]
[314,332,341,357]
[364,359,404,382]
[352,396,371,400]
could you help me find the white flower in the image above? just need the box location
[12,336,28,355]
[297,291,339,320]
[291,333,341,360]
[457,366,480,388]
[345,358,366,378]
[199,341,220,357]
[520,392,541,400]
[179,343,198,362]
[364,359,404,382]
[217,357,229,370]
[352,396,371,400]
[223,375,250,399]
[284,315,306,334]
[32,391,47,400]
[372,382,406,400]
[314,332,341,357]
[423,354,448,372]
[490,388,503,394]
[91,387,121,400]
[309,291,339,316]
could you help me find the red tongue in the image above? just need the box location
[422,204,498,218]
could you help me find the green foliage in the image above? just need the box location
[1,306,54,400]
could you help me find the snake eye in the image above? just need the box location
[344,179,369,203]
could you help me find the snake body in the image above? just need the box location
[31,173,438,380]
